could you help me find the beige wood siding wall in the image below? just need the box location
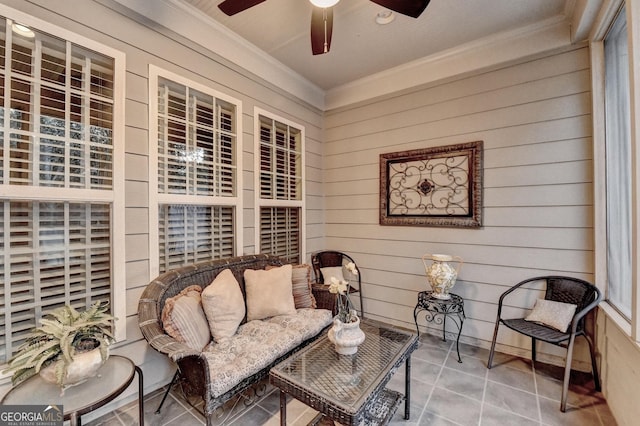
[0,0,324,415]
[323,44,595,366]
[597,315,640,426]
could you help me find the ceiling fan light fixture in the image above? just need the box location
[375,10,395,25]
[309,0,339,8]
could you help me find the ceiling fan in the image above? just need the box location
[217,0,431,55]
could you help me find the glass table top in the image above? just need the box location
[2,355,136,418]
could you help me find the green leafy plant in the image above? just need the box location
[3,301,115,387]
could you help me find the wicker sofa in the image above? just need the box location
[138,254,333,424]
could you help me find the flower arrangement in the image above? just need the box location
[328,262,359,323]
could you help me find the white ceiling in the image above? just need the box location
[178,0,570,90]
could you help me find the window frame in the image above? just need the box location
[148,65,243,278]
[0,3,127,350]
[253,107,306,262]
[592,0,640,341]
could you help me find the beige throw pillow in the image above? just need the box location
[525,299,577,333]
[201,268,246,342]
[320,266,345,284]
[244,264,296,321]
[266,264,317,309]
[161,285,211,350]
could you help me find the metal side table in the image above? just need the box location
[413,291,465,362]
[1,355,143,426]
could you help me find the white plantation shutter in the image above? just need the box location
[1,29,114,189]
[256,111,304,264]
[0,16,123,362]
[158,204,234,272]
[259,207,300,264]
[157,80,236,197]
[152,70,241,274]
[259,117,302,200]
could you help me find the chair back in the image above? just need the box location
[544,276,601,331]
[311,251,349,283]
[311,250,364,318]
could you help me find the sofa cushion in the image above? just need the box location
[267,263,317,309]
[203,308,333,398]
[202,268,246,342]
[161,285,210,350]
[244,265,296,321]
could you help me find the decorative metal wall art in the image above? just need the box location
[380,141,483,228]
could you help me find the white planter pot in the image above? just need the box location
[328,316,365,355]
[39,345,107,390]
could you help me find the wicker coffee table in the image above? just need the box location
[270,319,418,426]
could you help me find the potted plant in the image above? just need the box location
[3,301,115,390]
[326,262,365,355]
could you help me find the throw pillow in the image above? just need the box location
[524,299,578,333]
[161,285,211,350]
[201,268,246,342]
[320,266,345,284]
[244,264,296,321]
[267,263,317,309]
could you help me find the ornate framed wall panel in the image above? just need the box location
[380,141,483,228]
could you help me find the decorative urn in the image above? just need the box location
[422,254,463,300]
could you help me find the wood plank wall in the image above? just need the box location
[0,0,324,415]
[597,314,640,426]
[323,44,596,366]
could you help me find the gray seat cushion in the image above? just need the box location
[203,308,332,398]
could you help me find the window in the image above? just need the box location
[0,14,125,362]
[603,5,632,319]
[593,0,640,337]
[255,109,305,264]
[149,66,242,276]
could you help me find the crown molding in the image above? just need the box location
[325,15,572,110]
[110,0,326,110]
[567,0,604,42]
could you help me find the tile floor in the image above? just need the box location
[87,333,617,426]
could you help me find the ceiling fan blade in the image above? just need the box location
[369,0,431,19]
[218,0,267,16]
[311,7,333,56]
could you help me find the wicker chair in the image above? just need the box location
[487,276,602,412]
[311,250,363,318]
